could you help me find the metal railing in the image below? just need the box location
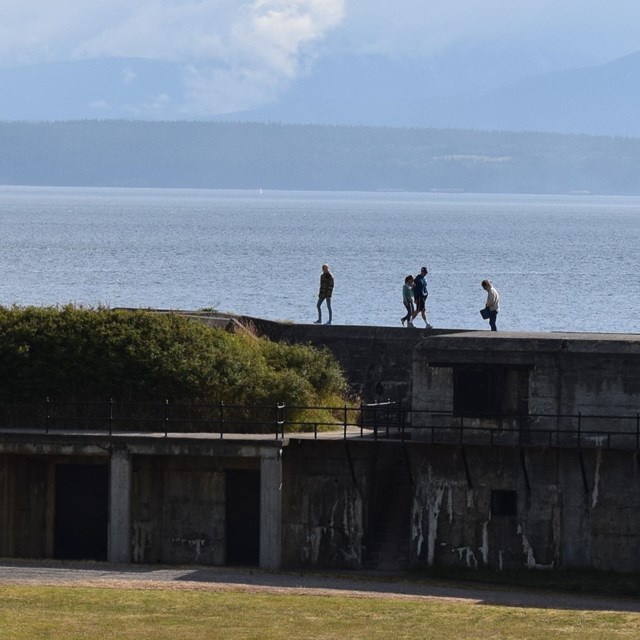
[0,398,639,450]
[407,408,640,450]
[0,398,363,439]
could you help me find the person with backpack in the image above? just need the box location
[411,266,433,329]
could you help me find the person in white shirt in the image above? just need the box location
[482,279,500,331]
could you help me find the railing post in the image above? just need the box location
[45,396,50,434]
[385,399,391,438]
[359,401,363,437]
[219,401,224,439]
[343,404,348,439]
[275,402,285,439]
[109,397,114,436]
[164,399,169,437]
[373,402,378,441]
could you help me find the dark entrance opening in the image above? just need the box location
[54,464,109,560]
[491,489,518,517]
[453,366,529,417]
[225,469,260,566]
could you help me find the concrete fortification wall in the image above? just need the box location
[2,313,640,575]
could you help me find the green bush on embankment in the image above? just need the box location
[0,306,348,429]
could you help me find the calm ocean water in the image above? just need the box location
[0,186,638,333]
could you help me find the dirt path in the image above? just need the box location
[0,560,638,613]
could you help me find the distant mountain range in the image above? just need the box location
[427,50,640,137]
[238,50,640,137]
[1,50,639,137]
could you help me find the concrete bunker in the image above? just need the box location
[0,438,282,569]
[2,324,640,574]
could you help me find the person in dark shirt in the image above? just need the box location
[411,266,433,329]
[314,263,334,325]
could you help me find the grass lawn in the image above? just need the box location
[0,584,639,640]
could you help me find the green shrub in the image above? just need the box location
[0,306,349,420]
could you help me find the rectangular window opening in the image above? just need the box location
[491,489,518,517]
[453,366,529,417]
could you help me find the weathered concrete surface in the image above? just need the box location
[131,455,257,565]
[3,317,640,575]
[109,447,132,563]
[259,450,282,570]
[0,453,110,559]
[412,331,640,438]
[0,454,49,558]
[407,444,640,573]
[281,440,370,569]
[2,420,640,572]
[280,439,640,573]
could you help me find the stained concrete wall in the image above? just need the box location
[0,454,108,560]
[1,438,640,572]
[0,454,49,558]
[281,440,372,569]
[408,444,640,572]
[280,441,640,573]
[3,321,640,574]
[0,436,280,568]
[412,331,640,438]
[131,455,257,565]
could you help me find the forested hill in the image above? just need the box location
[1,120,639,195]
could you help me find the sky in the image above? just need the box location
[1,0,640,118]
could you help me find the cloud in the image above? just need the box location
[121,67,137,84]
[88,99,110,111]
[0,0,639,117]
[0,0,345,116]
[182,0,346,114]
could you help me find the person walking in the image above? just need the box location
[401,275,415,327]
[411,266,433,329]
[481,279,500,331]
[314,263,334,325]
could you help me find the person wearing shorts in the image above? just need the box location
[411,266,432,329]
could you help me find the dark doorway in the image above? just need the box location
[225,469,260,566]
[54,464,109,560]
